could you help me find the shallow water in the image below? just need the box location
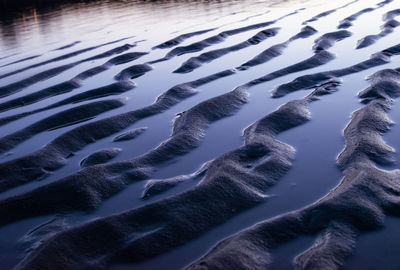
[1,0,400,269]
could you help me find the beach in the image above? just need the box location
[0,0,400,269]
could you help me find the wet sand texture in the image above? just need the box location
[0,0,400,269]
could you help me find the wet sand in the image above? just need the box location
[1,0,400,269]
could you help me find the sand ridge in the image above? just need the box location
[0,0,399,268]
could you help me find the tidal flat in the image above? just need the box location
[1,0,400,269]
